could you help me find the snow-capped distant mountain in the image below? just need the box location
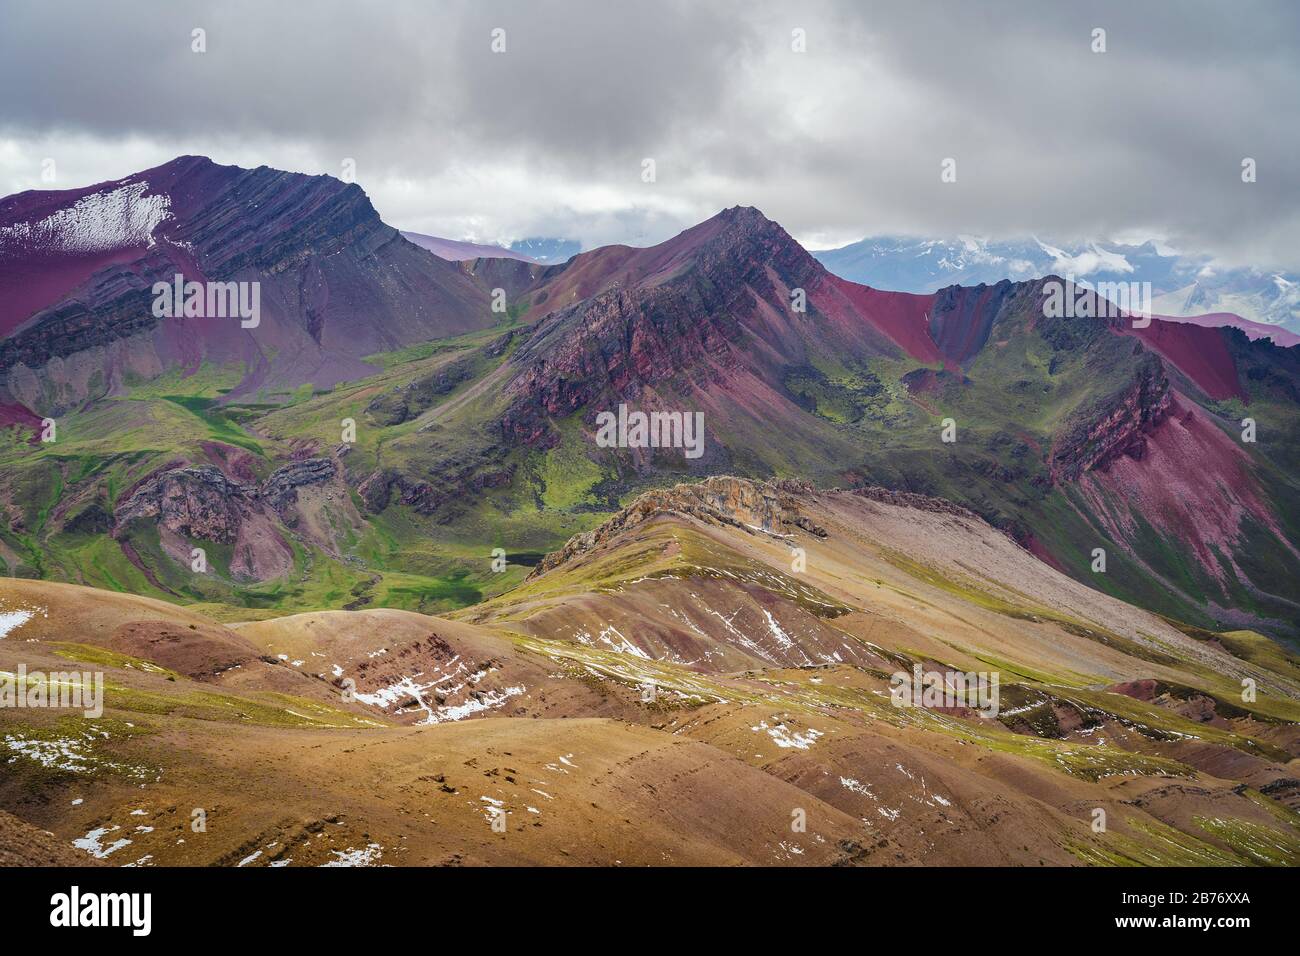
[1152,269,1300,336]
[399,233,580,265]
[813,235,1042,291]
[815,235,1300,336]
[508,237,580,264]
[402,231,538,262]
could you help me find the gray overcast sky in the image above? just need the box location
[1,0,1297,266]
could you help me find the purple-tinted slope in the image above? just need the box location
[0,157,492,409]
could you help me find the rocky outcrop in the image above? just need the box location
[262,457,337,513]
[357,463,514,518]
[118,457,344,531]
[848,485,987,522]
[358,469,433,514]
[530,476,825,578]
[364,356,477,426]
[114,466,253,544]
[112,456,342,580]
[1050,356,1173,482]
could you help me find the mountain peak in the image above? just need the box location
[145,153,219,174]
[0,155,494,404]
[703,204,788,241]
[650,203,803,273]
[715,204,768,222]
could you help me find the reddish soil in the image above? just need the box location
[1077,393,1291,578]
[0,401,44,442]
[1124,319,1245,401]
[0,245,146,336]
[1157,311,1300,348]
[822,277,942,363]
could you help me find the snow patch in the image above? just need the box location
[320,843,384,867]
[751,720,824,750]
[0,181,171,254]
[74,825,131,859]
[0,609,35,639]
[5,734,94,773]
[840,776,877,799]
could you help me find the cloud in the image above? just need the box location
[1,0,1297,267]
[1036,241,1135,277]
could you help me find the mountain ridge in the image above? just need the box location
[815,233,1300,343]
[0,156,497,411]
[2,158,1298,650]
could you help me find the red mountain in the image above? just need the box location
[3,164,1296,640]
[499,206,1273,442]
[475,206,1299,640]
[0,156,492,411]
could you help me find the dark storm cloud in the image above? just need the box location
[0,0,749,173]
[1,0,1297,266]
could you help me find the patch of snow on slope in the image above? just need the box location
[426,685,523,724]
[4,734,95,773]
[595,625,648,658]
[751,720,824,750]
[0,181,171,253]
[761,609,796,652]
[320,843,384,867]
[706,608,778,663]
[0,609,35,639]
[479,795,507,826]
[74,825,132,859]
[353,674,439,720]
[840,776,877,799]
[353,662,523,725]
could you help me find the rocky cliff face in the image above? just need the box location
[1049,355,1173,482]
[531,476,824,577]
[113,456,344,581]
[114,466,252,544]
[499,207,827,448]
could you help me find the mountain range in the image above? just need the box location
[2,157,1299,867]
[7,158,1296,640]
[400,233,582,267]
[815,234,1300,343]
